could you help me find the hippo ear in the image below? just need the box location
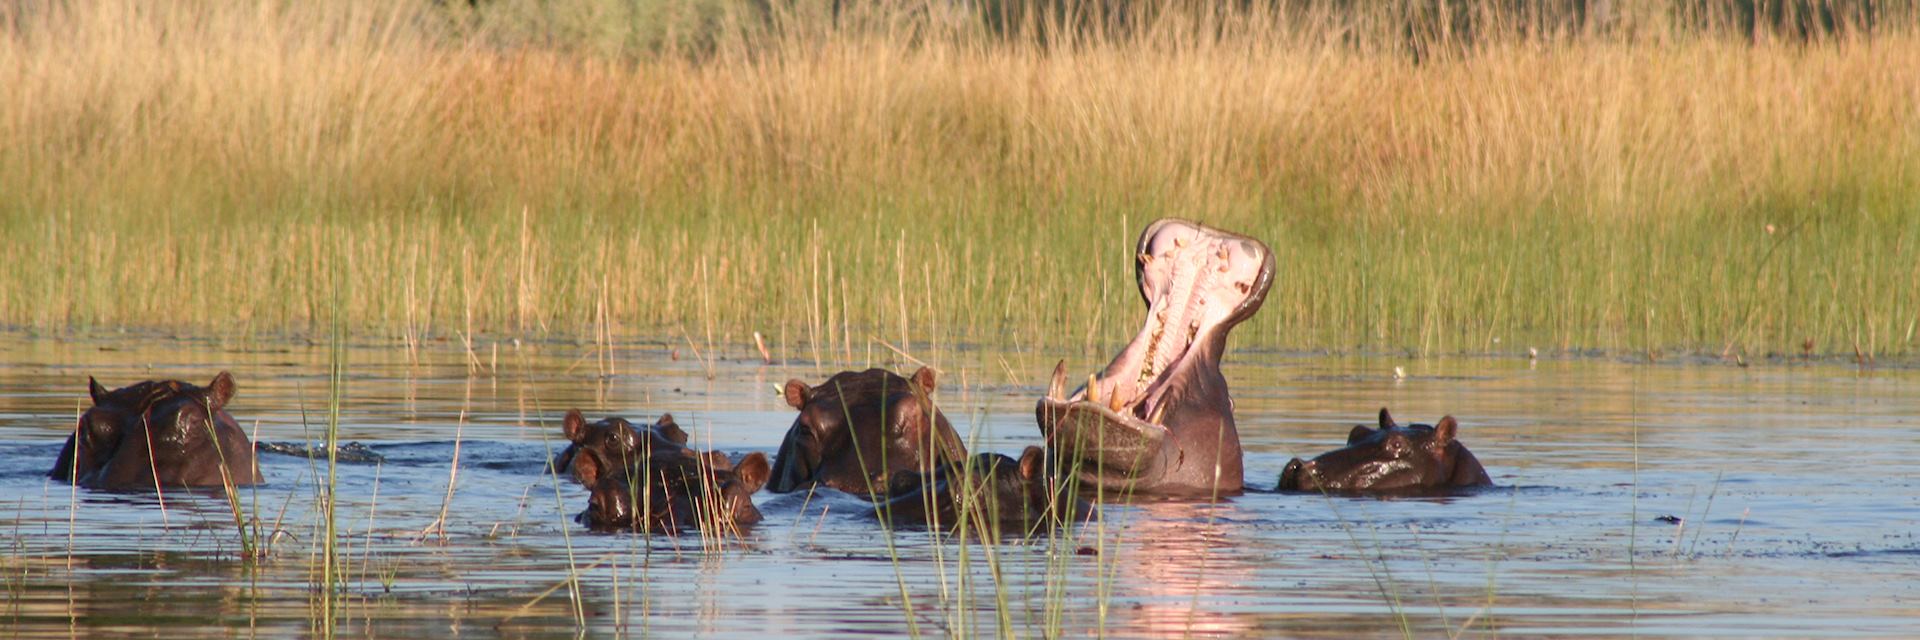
[655,413,689,445]
[733,452,771,494]
[910,367,937,395]
[1436,413,1459,443]
[206,372,237,412]
[563,410,589,443]
[88,377,109,405]
[1347,425,1374,445]
[1018,446,1046,481]
[783,379,811,410]
[573,451,602,486]
[1434,416,1459,445]
[1378,408,1396,429]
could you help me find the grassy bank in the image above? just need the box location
[1,2,1916,358]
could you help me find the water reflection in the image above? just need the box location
[1107,501,1256,638]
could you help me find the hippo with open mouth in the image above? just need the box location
[50,372,263,492]
[1036,218,1274,496]
[1276,408,1493,494]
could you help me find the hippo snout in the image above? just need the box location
[1277,458,1308,491]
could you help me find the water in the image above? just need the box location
[0,334,1915,638]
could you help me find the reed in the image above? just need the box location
[1,1,1915,360]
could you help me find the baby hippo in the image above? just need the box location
[554,410,697,483]
[875,446,1081,535]
[1276,409,1492,494]
[556,409,768,534]
[582,452,771,535]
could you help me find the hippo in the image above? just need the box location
[554,410,696,485]
[1276,409,1493,494]
[49,372,262,491]
[580,451,771,534]
[557,409,768,533]
[874,446,1083,535]
[767,367,969,497]
[1036,219,1274,496]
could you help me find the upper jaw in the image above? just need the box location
[1043,218,1274,431]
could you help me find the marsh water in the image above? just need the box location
[0,334,1914,638]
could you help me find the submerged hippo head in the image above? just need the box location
[55,372,263,491]
[875,446,1083,534]
[581,452,771,534]
[1277,409,1493,494]
[767,367,969,496]
[1037,219,1274,496]
[555,410,695,486]
[49,377,162,482]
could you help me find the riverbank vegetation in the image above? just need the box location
[2,1,1915,359]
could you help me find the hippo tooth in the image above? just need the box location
[1174,236,1187,248]
[1138,252,1153,266]
[1085,374,1100,404]
[1048,360,1068,400]
[1147,401,1168,426]
[1108,391,1125,413]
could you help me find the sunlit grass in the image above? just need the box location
[1,1,1915,361]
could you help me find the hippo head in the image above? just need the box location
[69,372,262,490]
[49,377,165,482]
[1277,409,1493,494]
[1036,218,1274,495]
[581,452,771,534]
[877,446,1073,532]
[767,367,969,496]
[555,410,694,486]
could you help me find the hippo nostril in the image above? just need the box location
[1278,458,1306,490]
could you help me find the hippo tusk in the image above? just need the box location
[1085,373,1100,404]
[1048,360,1068,401]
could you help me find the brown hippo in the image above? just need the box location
[1277,409,1493,494]
[557,409,768,533]
[874,446,1085,536]
[50,372,262,491]
[554,410,696,484]
[768,367,968,497]
[580,451,771,534]
[1037,219,1274,497]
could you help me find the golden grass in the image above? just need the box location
[1,1,1915,357]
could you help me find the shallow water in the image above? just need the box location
[0,334,1915,638]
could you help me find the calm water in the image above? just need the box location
[0,335,1915,638]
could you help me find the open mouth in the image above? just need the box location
[1038,219,1273,475]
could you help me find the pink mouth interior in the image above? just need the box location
[1054,221,1268,423]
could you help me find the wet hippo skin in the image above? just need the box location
[768,367,968,497]
[49,372,262,492]
[1277,408,1493,494]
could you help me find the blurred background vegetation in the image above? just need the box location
[0,1,1913,360]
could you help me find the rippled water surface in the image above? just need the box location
[0,335,1916,638]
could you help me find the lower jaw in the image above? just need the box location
[1037,397,1169,477]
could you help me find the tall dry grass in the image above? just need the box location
[0,1,1915,358]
